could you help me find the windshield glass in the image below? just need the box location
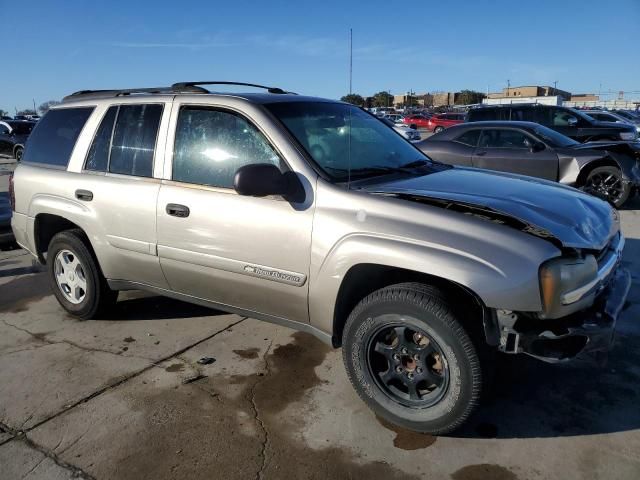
[532,125,579,148]
[266,101,431,181]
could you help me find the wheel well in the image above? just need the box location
[13,144,23,154]
[576,157,620,187]
[34,214,82,263]
[332,264,490,347]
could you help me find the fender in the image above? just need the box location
[308,231,559,335]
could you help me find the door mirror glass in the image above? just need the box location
[530,141,546,153]
[234,163,290,197]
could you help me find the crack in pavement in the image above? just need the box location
[250,339,274,480]
[20,434,96,480]
[1,318,154,361]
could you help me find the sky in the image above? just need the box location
[2,0,639,112]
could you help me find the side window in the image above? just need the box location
[84,106,117,172]
[552,109,578,127]
[0,123,10,135]
[454,129,481,147]
[479,129,531,149]
[109,104,162,177]
[22,108,94,167]
[172,107,283,189]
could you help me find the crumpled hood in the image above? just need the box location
[362,167,618,250]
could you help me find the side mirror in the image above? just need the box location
[530,141,546,153]
[234,163,290,197]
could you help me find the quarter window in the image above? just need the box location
[22,107,94,167]
[552,110,578,127]
[109,104,162,177]
[172,107,283,188]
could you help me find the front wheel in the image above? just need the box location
[342,283,482,434]
[14,146,23,162]
[433,126,445,134]
[583,166,631,208]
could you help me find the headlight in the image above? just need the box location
[539,255,597,317]
[620,131,638,141]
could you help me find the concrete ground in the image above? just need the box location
[0,157,639,479]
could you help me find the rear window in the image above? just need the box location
[22,108,93,167]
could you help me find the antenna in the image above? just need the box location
[349,28,353,95]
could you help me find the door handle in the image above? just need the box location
[75,189,93,201]
[475,151,487,156]
[166,203,190,218]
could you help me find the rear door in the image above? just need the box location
[156,101,314,322]
[472,128,558,180]
[73,102,170,288]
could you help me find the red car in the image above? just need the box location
[402,114,431,128]
[427,113,465,133]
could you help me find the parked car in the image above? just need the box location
[417,121,640,207]
[380,117,421,142]
[0,120,36,161]
[0,191,13,246]
[426,113,464,133]
[11,82,630,434]
[613,110,640,123]
[583,110,640,133]
[467,104,638,143]
[402,114,431,128]
[383,114,405,124]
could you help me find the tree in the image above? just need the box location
[16,109,37,116]
[340,94,365,106]
[456,90,486,105]
[38,100,60,115]
[372,91,394,108]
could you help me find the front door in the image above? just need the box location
[156,104,314,323]
[473,128,558,180]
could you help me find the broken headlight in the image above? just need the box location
[539,255,598,318]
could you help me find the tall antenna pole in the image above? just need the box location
[349,28,353,95]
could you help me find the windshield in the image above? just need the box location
[266,101,432,181]
[531,125,579,148]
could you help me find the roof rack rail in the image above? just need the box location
[62,84,209,102]
[171,81,295,95]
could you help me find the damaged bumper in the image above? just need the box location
[497,267,631,363]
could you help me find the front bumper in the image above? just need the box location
[497,266,631,363]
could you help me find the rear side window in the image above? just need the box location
[22,108,93,167]
[85,106,117,172]
[110,104,162,177]
[454,129,481,147]
[468,108,496,122]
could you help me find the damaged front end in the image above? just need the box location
[494,250,631,363]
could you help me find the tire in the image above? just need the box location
[583,165,631,208]
[434,126,444,134]
[47,229,118,319]
[342,283,482,435]
[14,146,23,162]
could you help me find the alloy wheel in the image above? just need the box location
[367,318,449,408]
[53,249,88,304]
[585,171,624,204]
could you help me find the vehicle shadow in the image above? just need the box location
[106,291,227,321]
[453,238,640,439]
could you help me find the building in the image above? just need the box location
[487,85,571,101]
[392,93,431,108]
[432,92,459,107]
[570,94,599,102]
[483,95,563,106]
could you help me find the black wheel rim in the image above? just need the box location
[15,149,22,161]
[584,171,624,204]
[366,317,449,408]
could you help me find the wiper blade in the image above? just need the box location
[397,159,429,169]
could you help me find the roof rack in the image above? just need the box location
[62,81,294,102]
[171,81,294,95]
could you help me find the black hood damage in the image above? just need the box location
[362,166,618,250]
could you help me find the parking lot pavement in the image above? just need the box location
[0,199,639,479]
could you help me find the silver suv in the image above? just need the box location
[10,82,631,434]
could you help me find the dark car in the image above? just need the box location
[0,191,13,245]
[416,121,640,207]
[0,120,36,161]
[466,104,638,143]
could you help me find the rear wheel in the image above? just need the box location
[434,126,445,134]
[583,166,630,208]
[342,283,483,434]
[47,229,117,319]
